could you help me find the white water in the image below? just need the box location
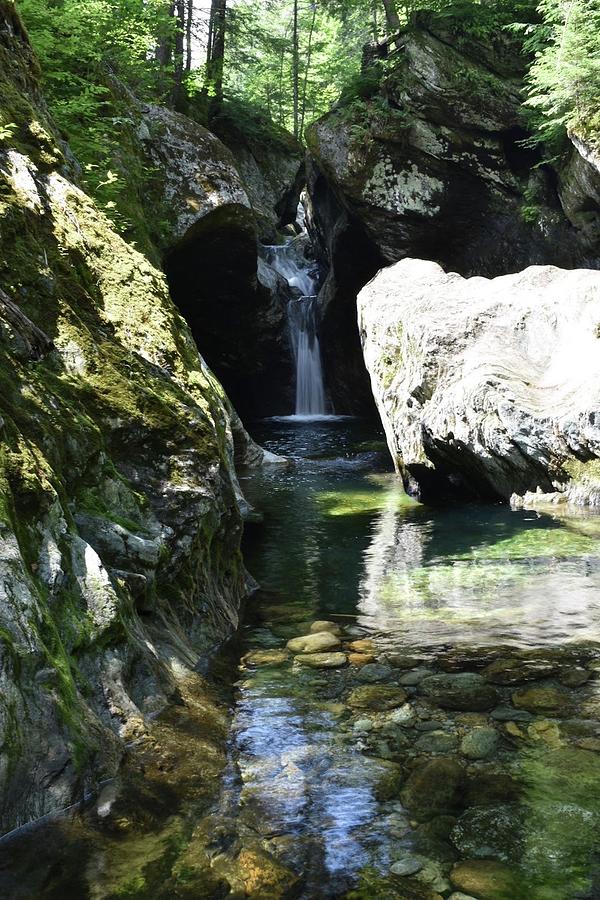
[263,238,329,417]
[289,296,327,416]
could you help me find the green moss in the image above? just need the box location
[315,481,417,517]
[456,525,599,560]
[564,458,600,484]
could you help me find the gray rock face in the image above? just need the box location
[212,116,305,241]
[306,13,589,278]
[137,104,299,418]
[140,103,253,245]
[305,12,599,413]
[0,4,253,833]
[559,134,600,251]
[358,258,600,499]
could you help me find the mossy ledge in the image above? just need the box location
[0,0,249,832]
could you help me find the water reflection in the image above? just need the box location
[244,419,600,650]
[357,500,600,648]
[237,419,600,897]
[4,419,599,897]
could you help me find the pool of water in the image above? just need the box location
[242,418,600,650]
[227,418,600,898]
[2,418,600,898]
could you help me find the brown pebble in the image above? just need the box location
[348,653,376,667]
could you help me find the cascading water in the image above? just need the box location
[288,295,326,416]
[263,236,329,418]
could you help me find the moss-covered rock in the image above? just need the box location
[306,11,585,278]
[0,0,251,833]
[304,10,597,414]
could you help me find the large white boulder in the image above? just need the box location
[358,258,600,499]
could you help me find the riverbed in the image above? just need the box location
[2,418,600,899]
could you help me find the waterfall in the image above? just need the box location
[263,237,329,418]
[288,296,327,416]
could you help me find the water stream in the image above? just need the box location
[263,238,328,418]
[3,419,600,898]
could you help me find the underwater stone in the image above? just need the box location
[490,706,533,723]
[348,638,376,653]
[309,620,342,636]
[294,652,347,669]
[450,859,518,899]
[385,704,417,728]
[460,727,500,760]
[415,730,459,754]
[400,668,435,686]
[287,631,342,653]
[356,663,393,683]
[401,758,466,821]
[347,684,407,711]
[243,649,290,668]
[511,685,572,716]
[348,653,377,667]
[420,673,499,711]
[464,773,522,808]
[390,856,424,877]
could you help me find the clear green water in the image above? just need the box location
[230,418,600,898]
[242,418,600,650]
[2,418,600,899]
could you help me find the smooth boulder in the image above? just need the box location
[358,258,600,500]
[287,632,341,653]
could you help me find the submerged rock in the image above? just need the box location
[511,685,572,716]
[347,684,407,711]
[464,773,522,808]
[415,730,459,754]
[243,650,291,668]
[237,847,303,898]
[460,728,500,760]
[356,663,393,683]
[294,652,348,669]
[390,856,424,877]
[358,258,600,499]
[420,673,499,711]
[401,758,466,821]
[450,859,518,899]
[348,652,377,667]
[310,620,342,636]
[287,631,341,653]
[348,638,376,653]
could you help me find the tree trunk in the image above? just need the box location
[292,0,299,139]
[172,0,185,106]
[300,1,317,140]
[371,0,379,40]
[206,0,214,67]
[381,0,401,35]
[206,0,226,115]
[185,0,193,73]
[156,1,175,68]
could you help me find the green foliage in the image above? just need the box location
[524,0,600,149]
[18,0,174,237]
[224,0,368,138]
